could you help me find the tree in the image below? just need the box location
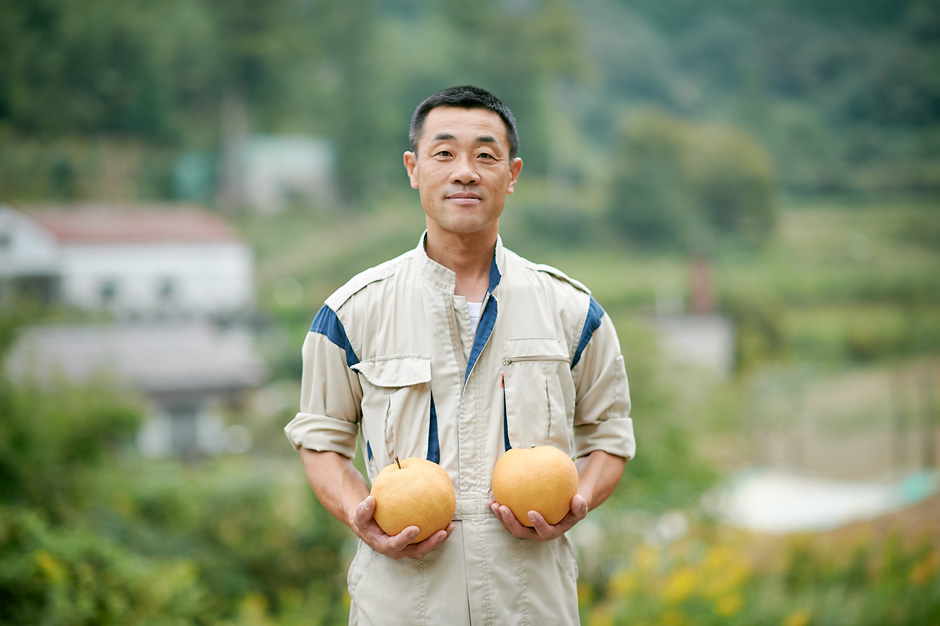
[0,0,216,140]
[607,109,776,250]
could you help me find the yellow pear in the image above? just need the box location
[491,446,579,526]
[370,457,456,543]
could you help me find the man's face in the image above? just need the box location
[404,106,523,239]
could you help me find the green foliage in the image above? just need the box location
[0,506,212,625]
[0,404,351,624]
[720,291,787,374]
[583,524,940,626]
[603,318,721,511]
[0,0,216,139]
[4,0,937,203]
[0,373,142,515]
[0,314,351,625]
[608,110,776,250]
[83,461,352,624]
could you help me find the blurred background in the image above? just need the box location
[1,0,938,624]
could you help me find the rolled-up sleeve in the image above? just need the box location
[572,312,636,460]
[284,310,362,459]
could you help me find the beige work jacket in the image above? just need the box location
[285,234,635,625]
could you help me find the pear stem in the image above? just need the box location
[395,456,402,469]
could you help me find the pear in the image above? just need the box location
[370,457,456,543]
[492,446,579,526]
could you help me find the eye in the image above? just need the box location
[434,150,453,158]
[478,152,495,160]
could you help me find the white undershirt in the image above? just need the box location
[467,301,483,336]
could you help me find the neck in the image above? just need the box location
[424,224,496,301]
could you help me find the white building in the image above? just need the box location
[6,322,268,459]
[1,203,267,458]
[239,135,337,213]
[0,203,255,319]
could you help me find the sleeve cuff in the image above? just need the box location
[284,412,359,459]
[575,416,636,461]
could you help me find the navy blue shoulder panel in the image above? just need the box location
[310,305,360,367]
[572,297,605,369]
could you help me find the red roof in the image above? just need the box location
[23,204,240,244]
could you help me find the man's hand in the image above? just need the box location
[350,495,455,560]
[488,450,627,541]
[487,494,589,542]
[300,449,454,560]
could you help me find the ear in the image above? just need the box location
[506,158,523,195]
[403,151,419,189]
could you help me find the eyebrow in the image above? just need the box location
[432,133,499,146]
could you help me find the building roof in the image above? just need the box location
[21,203,240,244]
[6,322,269,396]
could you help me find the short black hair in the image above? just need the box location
[409,85,520,160]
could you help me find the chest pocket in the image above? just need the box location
[501,338,575,455]
[351,355,432,480]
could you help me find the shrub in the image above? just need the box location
[0,506,212,625]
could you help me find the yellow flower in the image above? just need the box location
[236,593,270,622]
[702,545,735,572]
[662,566,697,604]
[578,581,593,606]
[608,568,637,598]
[34,549,65,584]
[714,592,743,617]
[662,610,688,626]
[909,550,939,585]
[702,560,751,599]
[633,543,660,572]
[783,608,812,626]
[589,602,615,626]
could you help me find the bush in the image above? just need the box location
[0,373,142,516]
[0,506,212,625]
[0,314,351,625]
[90,460,352,622]
[585,523,940,626]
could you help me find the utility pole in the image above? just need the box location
[892,374,908,473]
[923,370,936,469]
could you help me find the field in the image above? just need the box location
[242,194,940,624]
[2,195,936,625]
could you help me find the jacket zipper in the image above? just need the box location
[502,354,569,365]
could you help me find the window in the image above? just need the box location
[99,279,119,306]
[157,277,177,304]
[168,405,200,460]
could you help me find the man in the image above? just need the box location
[285,85,635,625]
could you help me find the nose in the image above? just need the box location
[450,155,479,185]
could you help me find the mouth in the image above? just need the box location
[446,191,482,203]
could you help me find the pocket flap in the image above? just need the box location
[351,355,431,388]
[502,338,568,362]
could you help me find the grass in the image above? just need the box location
[233,193,939,624]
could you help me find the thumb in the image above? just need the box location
[355,496,376,523]
[572,494,588,519]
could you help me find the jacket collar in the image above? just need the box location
[416,231,504,296]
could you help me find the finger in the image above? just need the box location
[409,526,453,558]
[571,494,588,521]
[394,523,455,560]
[527,511,555,540]
[552,497,588,534]
[490,503,513,527]
[354,496,376,526]
[389,526,421,552]
[494,504,522,529]
[493,505,540,540]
